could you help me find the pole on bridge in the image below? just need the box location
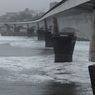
[89,9,95,62]
[52,17,76,62]
[44,19,53,47]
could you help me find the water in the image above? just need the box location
[0,36,93,95]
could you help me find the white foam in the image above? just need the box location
[0,36,93,84]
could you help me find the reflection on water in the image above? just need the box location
[12,81,76,95]
[45,82,76,95]
[42,82,92,95]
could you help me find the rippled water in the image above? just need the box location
[0,36,93,95]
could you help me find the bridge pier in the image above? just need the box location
[37,23,45,40]
[27,23,29,29]
[88,9,95,95]
[5,24,11,32]
[52,17,76,62]
[27,27,35,37]
[37,29,45,40]
[53,35,76,62]
[89,9,95,62]
[44,20,53,47]
[14,24,21,32]
[14,24,17,32]
[26,24,35,37]
[45,31,53,47]
[88,65,95,95]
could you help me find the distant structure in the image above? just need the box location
[0,8,45,22]
[50,2,59,9]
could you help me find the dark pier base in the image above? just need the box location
[37,30,45,40]
[55,54,72,62]
[45,32,53,47]
[52,35,76,62]
[88,65,95,95]
[27,28,34,37]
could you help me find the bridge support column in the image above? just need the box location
[52,17,76,62]
[89,9,95,62]
[37,29,45,40]
[14,24,21,32]
[5,24,11,32]
[27,27,34,37]
[44,19,53,47]
[53,35,76,62]
[26,23,35,37]
[27,23,29,29]
[88,65,95,95]
[37,23,45,40]
[45,32,53,47]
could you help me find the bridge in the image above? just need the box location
[0,0,95,62]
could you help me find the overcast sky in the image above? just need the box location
[0,0,61,16]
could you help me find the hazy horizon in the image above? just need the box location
[0,0,61,16]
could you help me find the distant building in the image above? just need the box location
[19,8,45,17]
[5,12,18,17]
[0,12,18,22]
[50,2,59,9]
[0,8,45,22]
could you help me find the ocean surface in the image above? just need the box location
[0,36,94,95]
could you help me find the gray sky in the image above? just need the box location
[0,0,61,16]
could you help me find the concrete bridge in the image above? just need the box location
[0,0,93,39]
[0,0,94,61]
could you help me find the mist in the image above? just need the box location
[0,0,61,15]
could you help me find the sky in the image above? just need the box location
[0,0,62,16]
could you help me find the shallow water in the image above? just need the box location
[0,36,93,95]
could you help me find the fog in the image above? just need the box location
[0,0,61,16]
